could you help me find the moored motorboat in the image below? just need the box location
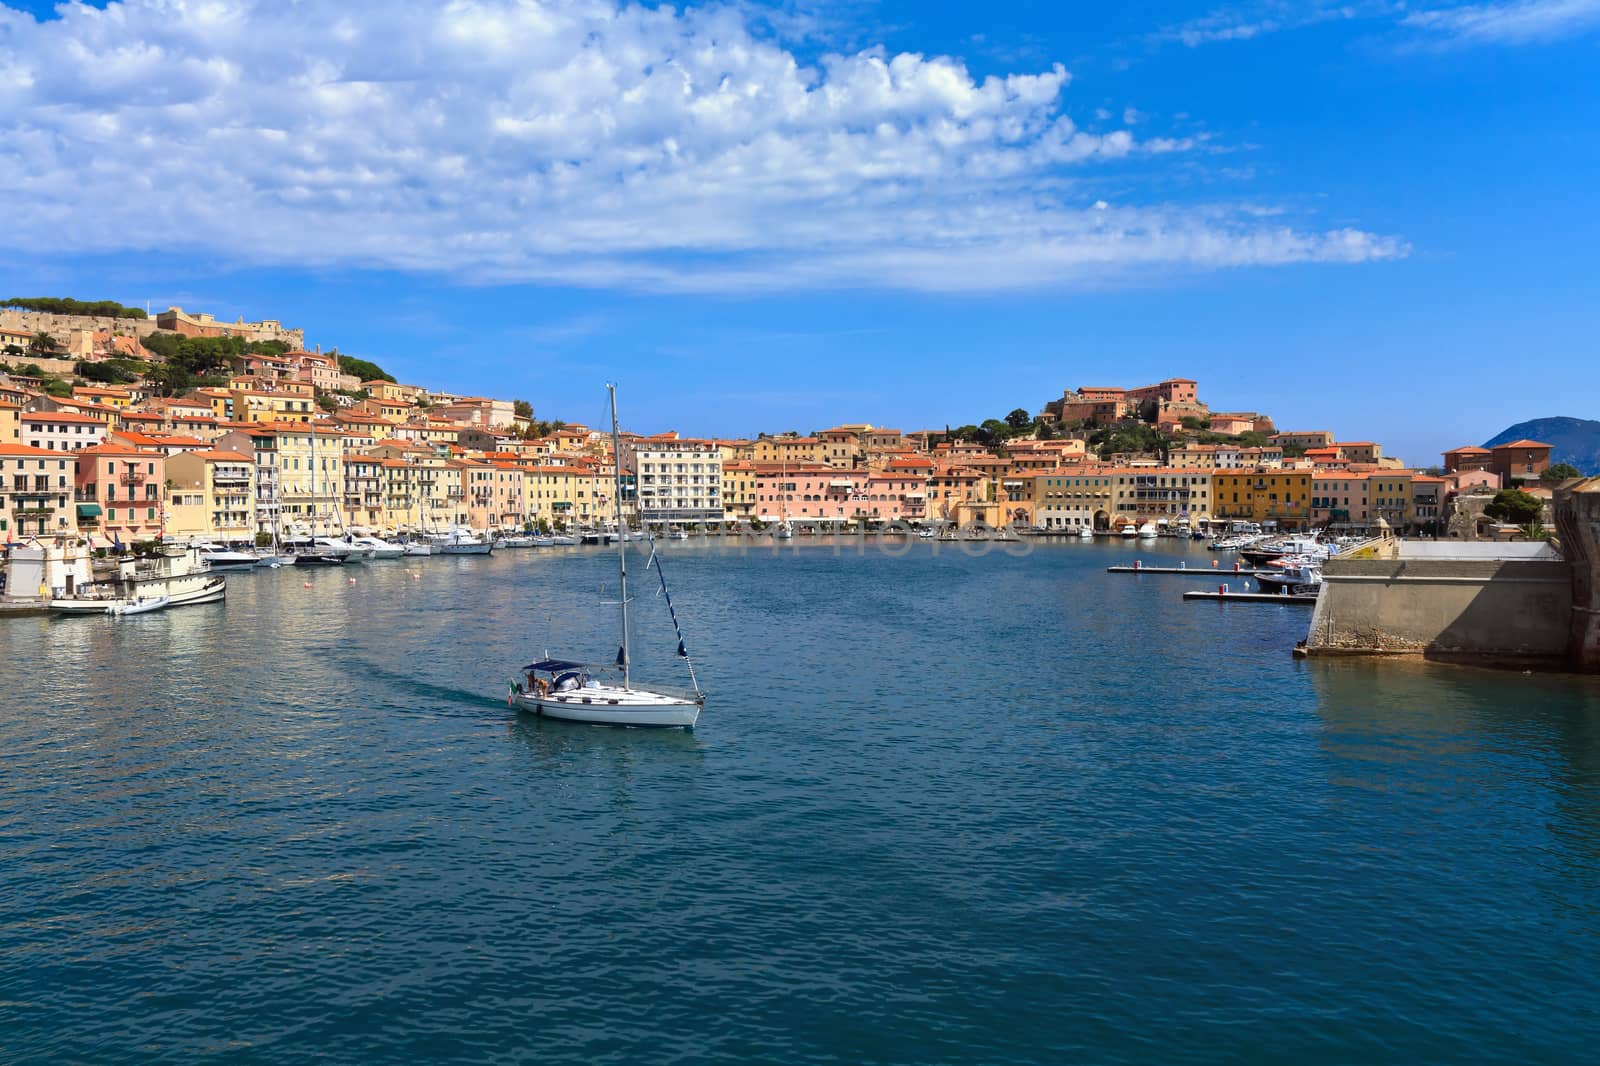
[107,595,170,616]
[348,534,405,559]
[1255,560,1324,595]
[438,527,493,555]
[194,543,259,570]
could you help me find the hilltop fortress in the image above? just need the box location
[0,305,304,352]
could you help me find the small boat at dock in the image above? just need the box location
[107,595,169,616]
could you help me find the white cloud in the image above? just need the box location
[1157,2,1403,46]
[1403,0,1600,44]
[0,0,1404,292]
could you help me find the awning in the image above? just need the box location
[522,659,590,673]
[76,503,102,517]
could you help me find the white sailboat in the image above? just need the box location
[510,384,704,728]
[774,459,794,540]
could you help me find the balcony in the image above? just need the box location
[121,471,147,486]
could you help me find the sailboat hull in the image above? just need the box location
[516,688,701,728]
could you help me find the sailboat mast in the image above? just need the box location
[310,422,319,538]
[608,384,631,690]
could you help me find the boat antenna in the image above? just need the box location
[608,383,630,690]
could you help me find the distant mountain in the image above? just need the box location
[1484,417,1600,475]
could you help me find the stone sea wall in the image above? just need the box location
[1304,556,1572,664]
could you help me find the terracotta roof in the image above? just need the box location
[1491,439,1551,449]
[0,443,66,457]
[1442,446,1490,455]
[22,411,106,424]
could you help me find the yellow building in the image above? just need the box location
[752,436,825,465]
[0,399,20,444]
[342,452,387,530]
[230,389,316,425]
[221,424,345,534]
[1031,470,1114,531]
[165,450,257,543]
[1369,471,1414,529]
[1106,467,1213,527]
[721,461,758,521]
[1212,469,1314,530]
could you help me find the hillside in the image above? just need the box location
[1484,416,1600,475]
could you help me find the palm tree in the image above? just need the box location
[29,332,58,355]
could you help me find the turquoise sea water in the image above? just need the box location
[3,537,1599,1063]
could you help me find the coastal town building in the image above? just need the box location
[626,435,724,527]
[1311,471,1372,529]
[1488,440,1552,484]
[1213,469,1314,530]
[165,450,256,543]
[0,444,79,538]
[0,400,20,444]
[21,411,106,452]
[75,443,166,544]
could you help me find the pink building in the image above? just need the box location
[75,443,167,544]
[753,464,862,524]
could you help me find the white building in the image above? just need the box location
[625,436,724,527]
[22,411,107,452]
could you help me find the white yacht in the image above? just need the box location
[510,385,703,728]
[434,527,493,555]
[1255,560,1324,594]
[1078,526,1095,540]
[193,542,260,570]
[348,534,405,559]
[1138,522,1159,539]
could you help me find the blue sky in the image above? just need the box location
[2,0,1596,463]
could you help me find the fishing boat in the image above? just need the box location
[107,595,169,616]
[51,545,225,613]
[509,385,704,729]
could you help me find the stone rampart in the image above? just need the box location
[1304,555,1571,664]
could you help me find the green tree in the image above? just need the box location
[75,360,137,384]
[3,296,146,318]
[1005,407,1032,430]
[1485,488,1542,524]
[337,355,394,383]
[513,399,534,420]
[29,332,57,355]
[317,394,339,412]
[1542,462,1583,483]
[42,378,73,397]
